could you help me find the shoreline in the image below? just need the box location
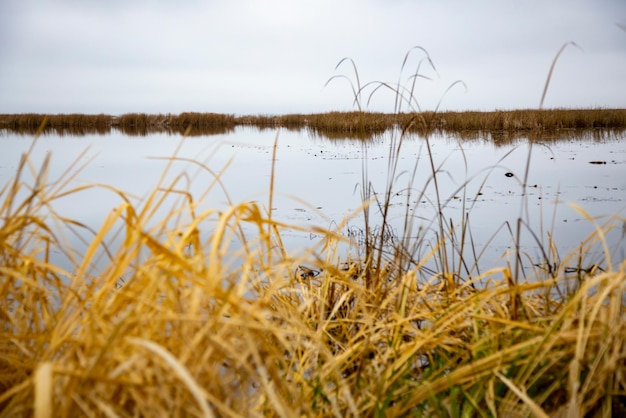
[2,108,626,141]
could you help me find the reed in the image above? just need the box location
[2,109,625,140]
[403,108,626,131]
[1,46,625,416]
[169,112,236,132]
[0,127,624,416]
[0,113,112,135]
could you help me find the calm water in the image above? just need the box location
[1,127,625,276]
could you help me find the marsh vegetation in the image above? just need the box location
[1,48,625,416]
[2,108,626,141]
[2,121,624,417]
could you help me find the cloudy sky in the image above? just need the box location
[1,0,625,115]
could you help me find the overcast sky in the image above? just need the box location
[1,0,625,115]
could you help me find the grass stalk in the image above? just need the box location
[0,51,624,416]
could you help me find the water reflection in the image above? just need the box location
[116,125,236,137]
[0,124,237,137]
[1,127,624,277]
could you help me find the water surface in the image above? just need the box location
[1,127,624,276]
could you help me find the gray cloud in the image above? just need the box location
[1,0,624,114]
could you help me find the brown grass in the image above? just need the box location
[406,108,626,131]
[0,113,112,135]
[2,109,625,140]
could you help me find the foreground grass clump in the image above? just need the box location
[1,145,625,417]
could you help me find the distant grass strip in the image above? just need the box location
[1,109,625,140]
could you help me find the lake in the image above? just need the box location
[1,127,624,278]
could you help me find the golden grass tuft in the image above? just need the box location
[1,132,625,416]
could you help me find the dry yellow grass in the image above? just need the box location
[1,130,625,416]
[4,44,623,415]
